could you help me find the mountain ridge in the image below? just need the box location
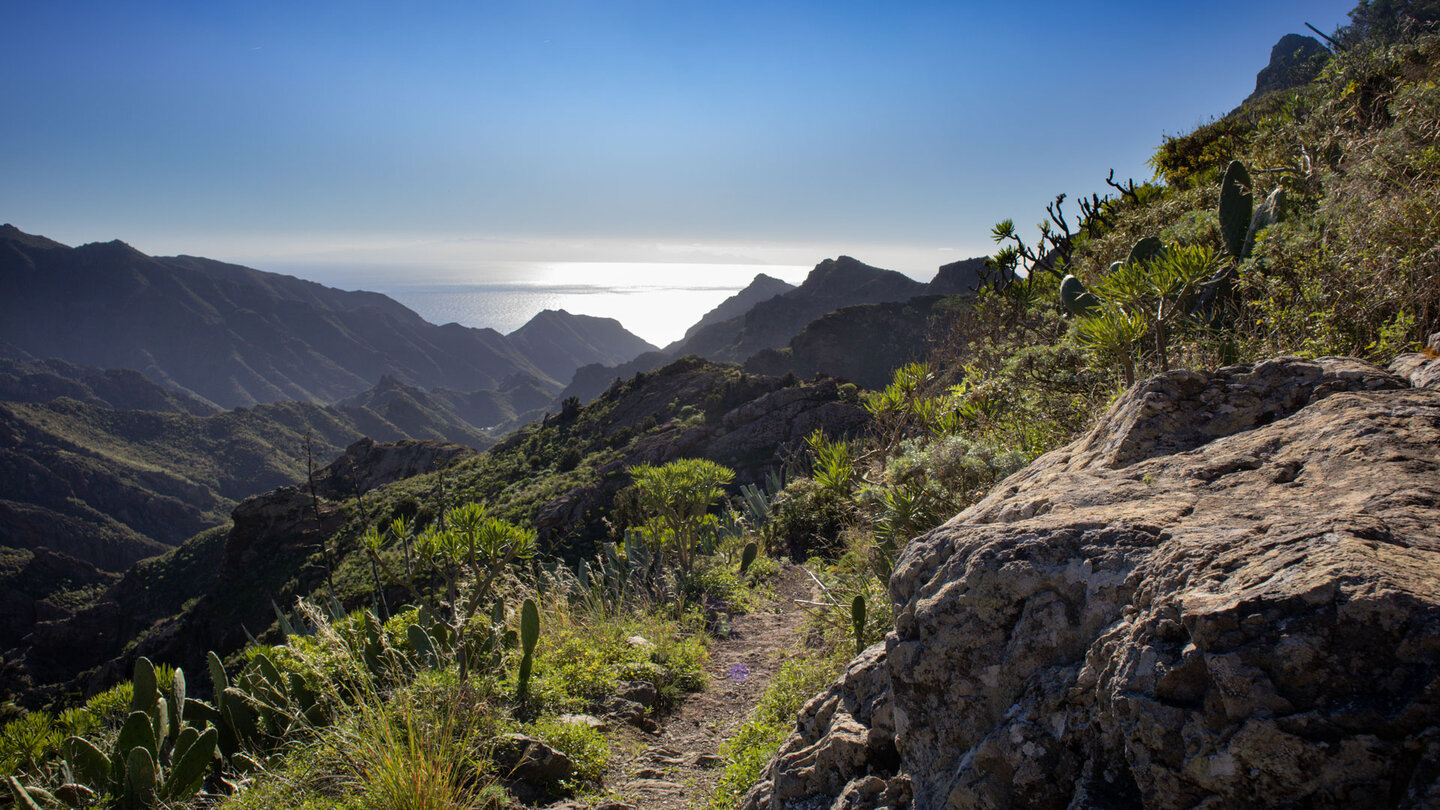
[0,226,653,408]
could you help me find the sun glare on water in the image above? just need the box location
[377,262,811,347]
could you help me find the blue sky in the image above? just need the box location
[3,1,1357,280]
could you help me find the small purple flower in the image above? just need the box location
[728,663,751,683]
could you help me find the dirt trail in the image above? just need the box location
[586,565,813,810]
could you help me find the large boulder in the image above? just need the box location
[744,357,1440,809]
[1389,331,1440,390]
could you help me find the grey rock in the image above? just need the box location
[595,695,656,731]
[1390,333,1440,389]
[616,679,659,707]
[1251,34,1330,99]
[494,733,574,802]
[743,357,1440,810]
[557,713,608,731]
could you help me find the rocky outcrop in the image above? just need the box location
[1250,34,1330,101]
[313,437,477,495]
[743,357,1440,809]
[1389,331,1440,390]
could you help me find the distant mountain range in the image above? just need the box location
[0,225,655,408]
[0,224,991,594]
[674,272,796,344]
[564,255,989,401]
[0,224,993,705]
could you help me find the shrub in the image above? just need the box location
[529,717,609,784]
[764,478,853,559]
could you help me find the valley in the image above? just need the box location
[4,6,1440,810]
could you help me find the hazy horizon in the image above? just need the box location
[4,0,1356,306]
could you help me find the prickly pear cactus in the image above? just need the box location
[517,597,540,702]
[1220,160,1253,257]
[851,594,867,654]
[740,541,759,575]
[1127,236,1164,266]
[1060,274,1101,317]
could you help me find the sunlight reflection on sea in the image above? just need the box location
[368,262,811,346]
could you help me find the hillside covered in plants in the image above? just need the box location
[6,4,1440,809]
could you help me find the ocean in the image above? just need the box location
[360,262,813,347]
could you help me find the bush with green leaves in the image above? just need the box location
[764,477,854,559]
[628,458,736,579]
[1071,243,1221,383]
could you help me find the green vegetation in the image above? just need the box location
[2,435,780,808]
[628,458,736,580]
[10,7,1440,808]
[711,649,852,810]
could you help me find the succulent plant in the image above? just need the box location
[740,541,759,575]
[1219,159,1253,258]
[851,594,867,654]
[1059,274,1101,317]
[30,658,224,809]
[407,623,439,668]
[1127,236,1165,266]
[517,597,540,703]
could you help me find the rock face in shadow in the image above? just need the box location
[0,225,556,406]
[743,357,1440,809]
[1251,34,1330,100]
[745,296,956,390]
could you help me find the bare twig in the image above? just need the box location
[1106,169,1141,204]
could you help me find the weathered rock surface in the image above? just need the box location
[1389,331,1440,390]
[495,733,575,802]
[743,357,1440,809]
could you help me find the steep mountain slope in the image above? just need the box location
[507,309,658,383]
[0,226,613,406]
[677,256,928,363]
[0,362,501,576]
[745,295,963,389]
[7,358,870,703]
[562,256,987,403]
[676,273,796,345]
[926,256,990,296]
[0,357,218,415]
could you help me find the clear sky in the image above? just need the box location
[3,1,1357,282]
